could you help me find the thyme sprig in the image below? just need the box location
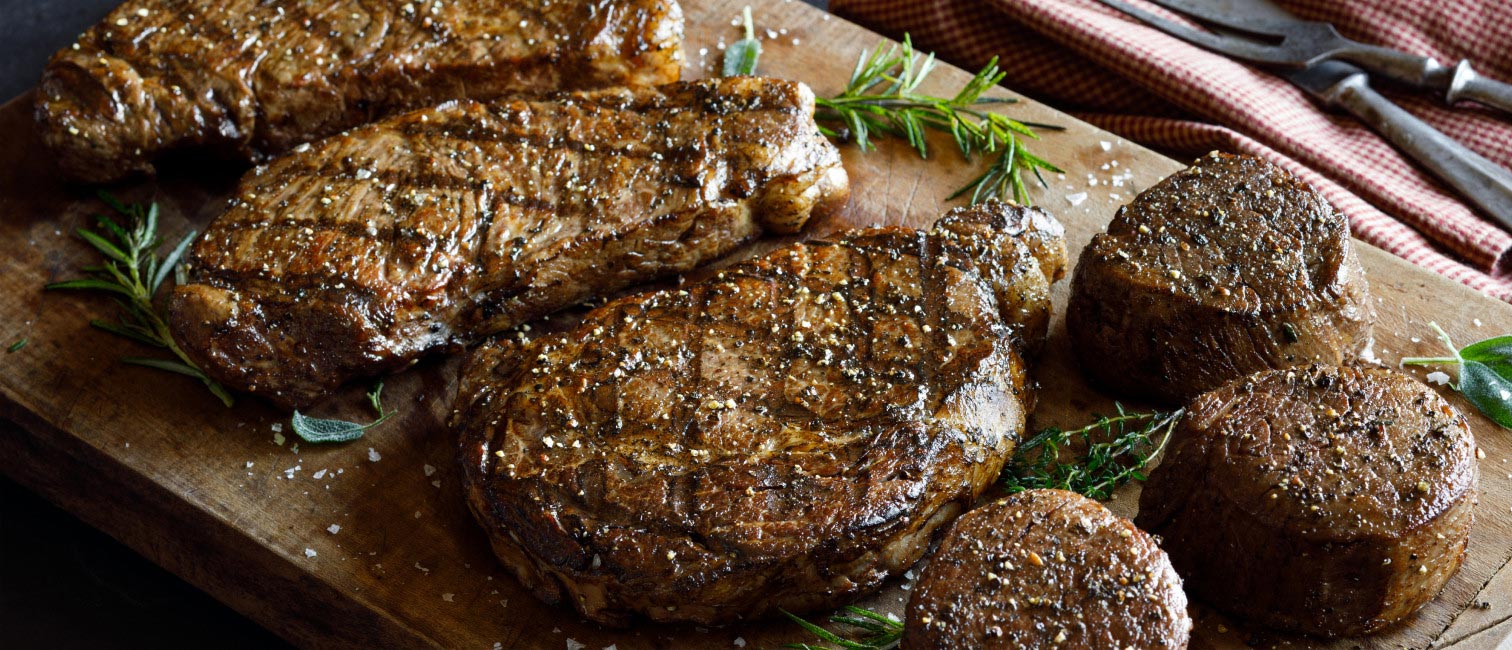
[782,606,903,650]
[1002,405,1184,500]
[46,193,232,406]
[815,35,1063,205]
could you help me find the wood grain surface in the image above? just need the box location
[1,1,1508,648]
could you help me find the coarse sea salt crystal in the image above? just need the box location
[1100,140,1112,151]
[1066,192,1088,206]
[1360,338,1382,365]
[734,639,747,648]
[424,464,437,477]
[442,593,454,602]
[1426,371,1451,386]
[313,469,327,479]
[368,447,382,462]
[273,432,286,446]
[328,524,341,534]
[304,548,317,558]
[566,640,586,650]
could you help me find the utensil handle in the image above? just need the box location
[1336,46,1512,115]
[1444,60,1512,114]
[1325,72,1512,232]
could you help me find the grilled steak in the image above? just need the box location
[1137,364,1478,637]
[905,489,1191,649]
[454,202,1066,625]
[1067,153,1374,403]
[37,0,684,183]
[170,77,849,409]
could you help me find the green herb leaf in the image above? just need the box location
[782,606,902,650]
[368,381,387,414]
[7,339,26,353]
[1460,361,1512,429]
[814,35,1063,205]
[291,411,374,443]
[1459,335,1512,368]
[290,382,395,444]
[1001,405,1183,500]
[45,193,233,407]
[723,6,762,77]
[1401,324,1512,430]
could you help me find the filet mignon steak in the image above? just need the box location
[1137,363,1478,637]
[170,77,849,408]
[454,202,1066,625]
[36,0,684,183]
[905,489,1191,649]
[1068,153,1374,403]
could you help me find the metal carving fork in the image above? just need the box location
[1095,0,1512,234]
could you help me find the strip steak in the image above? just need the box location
[37,0,684,182]
[170,77,848,408]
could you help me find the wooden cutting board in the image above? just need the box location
[1,1,1508,648]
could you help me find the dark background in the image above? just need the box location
[0,0,827,647]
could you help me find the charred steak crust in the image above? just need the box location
[1137,364,1478,637]
[170,77,849,408]
[37,0,684,183]
[455,205,1066,625]
[904,490,1191,649]
[1067,153,1374,403]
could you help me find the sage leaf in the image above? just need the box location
[291,411,372,443]
[1460,360,1512,429]
[290,382,394,444]
[722,7,761,77]
[1401,324,1512,430]
[1459,335,1512,370]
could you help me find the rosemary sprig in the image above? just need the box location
[782,606,903,650]
[1002,405,1184,500]
[46,193,232,406]
[815,35,1064,205]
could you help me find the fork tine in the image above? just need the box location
[1091,0,1297,65]
[1141,0,1308,38]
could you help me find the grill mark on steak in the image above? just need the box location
[1137,363,1477,637]
[37,0,685,183]
[171,77,848,408]
[455,202,1066,626]
[1068,152,1373,403]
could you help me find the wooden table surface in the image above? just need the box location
[1,1,1508,648]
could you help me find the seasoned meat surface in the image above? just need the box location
[1068,153,1374,403]
[905,490,1190,649]
[170,77,848,408]
[455,204,1066,625]
[37,0,684,183]
[1138,364,1478,637]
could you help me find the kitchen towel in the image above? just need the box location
[831,0,1512,300]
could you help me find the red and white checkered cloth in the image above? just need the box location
[831,0,1512,301]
